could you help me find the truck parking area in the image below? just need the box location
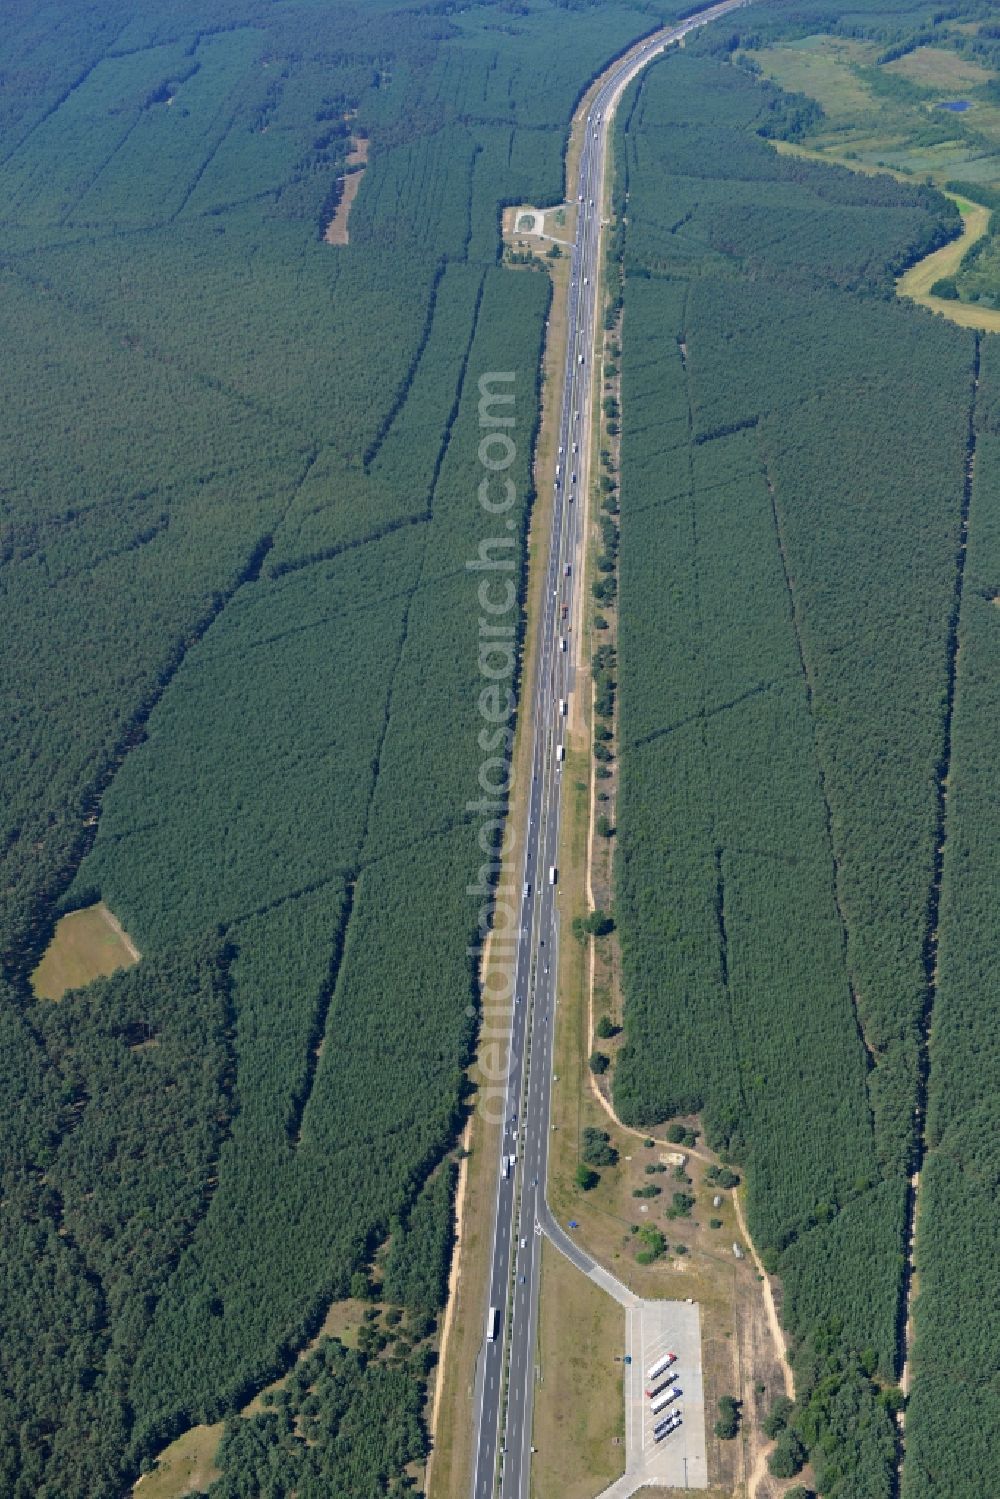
[631,1300,707,1487]
[595,1297,708,1498]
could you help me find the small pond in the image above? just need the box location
[937,99,972,112]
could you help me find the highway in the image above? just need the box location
[470,6,750,1496]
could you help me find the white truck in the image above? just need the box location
[548,866,557,885]
[487,1306,500,1342]
[645,1352,676,1385]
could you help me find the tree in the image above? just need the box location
[597,813,614,838]
[762,1394,793,1439]
[582,1127,618,1167]
[573,910,614,943]
[714,1394,740,1440]
[706,1164,740,1189]
[596,1014,616,1040]
[768,1429,806,1479]
[589,1051,610,1075]
[636,1226,667,1264]
[575,1164,600,1191]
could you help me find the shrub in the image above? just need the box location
[582,1127,618,1167]
[768,1429,806,1479]
[762,1395,793,1440]
[575,1164,600,1191]
[714,1394,740,1440]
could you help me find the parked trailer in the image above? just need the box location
[653,1415,681,1442]
[645,1352,676,1384]
[650,1386,681,1415]
[645,1371,678,1399]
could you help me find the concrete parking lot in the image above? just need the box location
[594,1296,707,1498]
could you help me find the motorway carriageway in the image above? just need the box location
[469,5,751,1497]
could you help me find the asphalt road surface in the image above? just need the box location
[470,6,750,1496]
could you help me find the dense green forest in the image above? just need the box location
[903,339,1000,1497]
[205,1332,432,1499]
[610,31,991,1498]
[0,0,702,1493]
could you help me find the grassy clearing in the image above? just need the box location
[896,202,1000,325]
[896,198,1000,331]
[752,35,1000,182]
[884,45,996,90]
[133,1425,224,1499]
[750,37,880,117]
[31,901,139,999]
[530,1239,625,1499]
[895,198,1000,330]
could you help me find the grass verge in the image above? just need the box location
[530,1238,625,1499]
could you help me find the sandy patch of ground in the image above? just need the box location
[324,136,369,245]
